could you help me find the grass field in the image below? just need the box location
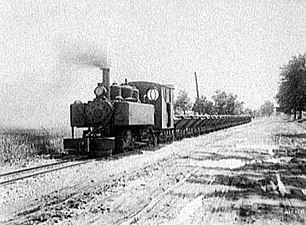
[0,127,70,165]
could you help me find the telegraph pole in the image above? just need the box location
[194,72,200,101]
[194,72,200,114]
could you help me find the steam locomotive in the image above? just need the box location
[64,68,251,156]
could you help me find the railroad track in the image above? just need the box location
[0,156,90,186]
[0,150,142,186]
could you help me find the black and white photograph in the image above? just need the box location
[0,0,306,224]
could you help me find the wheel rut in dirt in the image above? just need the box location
[2,119,306,224]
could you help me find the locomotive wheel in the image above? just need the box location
[115,137,126,154]
[153,136,157,146]
[129,137,135,150]
[149,134,157,146]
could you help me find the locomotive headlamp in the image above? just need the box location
[94,84,107,97]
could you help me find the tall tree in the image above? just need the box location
[192,96,215,115]
[234,101,245,115]
[260,101,274,117]
[244,108,256,118]
[174,90,192,114]
[276,54,306,119]
[212,91,228,115]
[212,90,244,115]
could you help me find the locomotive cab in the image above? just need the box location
[128,81,175,130]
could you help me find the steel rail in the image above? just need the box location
[0,160,91,186]
[0,150,142,186]
[0,156,86,178]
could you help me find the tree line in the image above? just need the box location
[276,53,306,120]
[174,53,306,118]
[174,90,275,117]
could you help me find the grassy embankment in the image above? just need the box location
[0,128,69,165]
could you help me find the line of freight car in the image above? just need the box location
[172,114,251,140]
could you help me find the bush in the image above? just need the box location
[0,128,68,165]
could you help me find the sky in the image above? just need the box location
[0,0,305,128]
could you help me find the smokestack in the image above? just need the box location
[101,68,110,99]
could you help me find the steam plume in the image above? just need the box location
[59,40,109,68]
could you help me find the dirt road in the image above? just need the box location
[2,118,306,224]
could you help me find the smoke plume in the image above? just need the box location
[50,39,111,97]
[59,40,109,69]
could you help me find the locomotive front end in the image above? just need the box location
[64,68,156,157]
[69,68,112,132]
[64,68,115,156]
